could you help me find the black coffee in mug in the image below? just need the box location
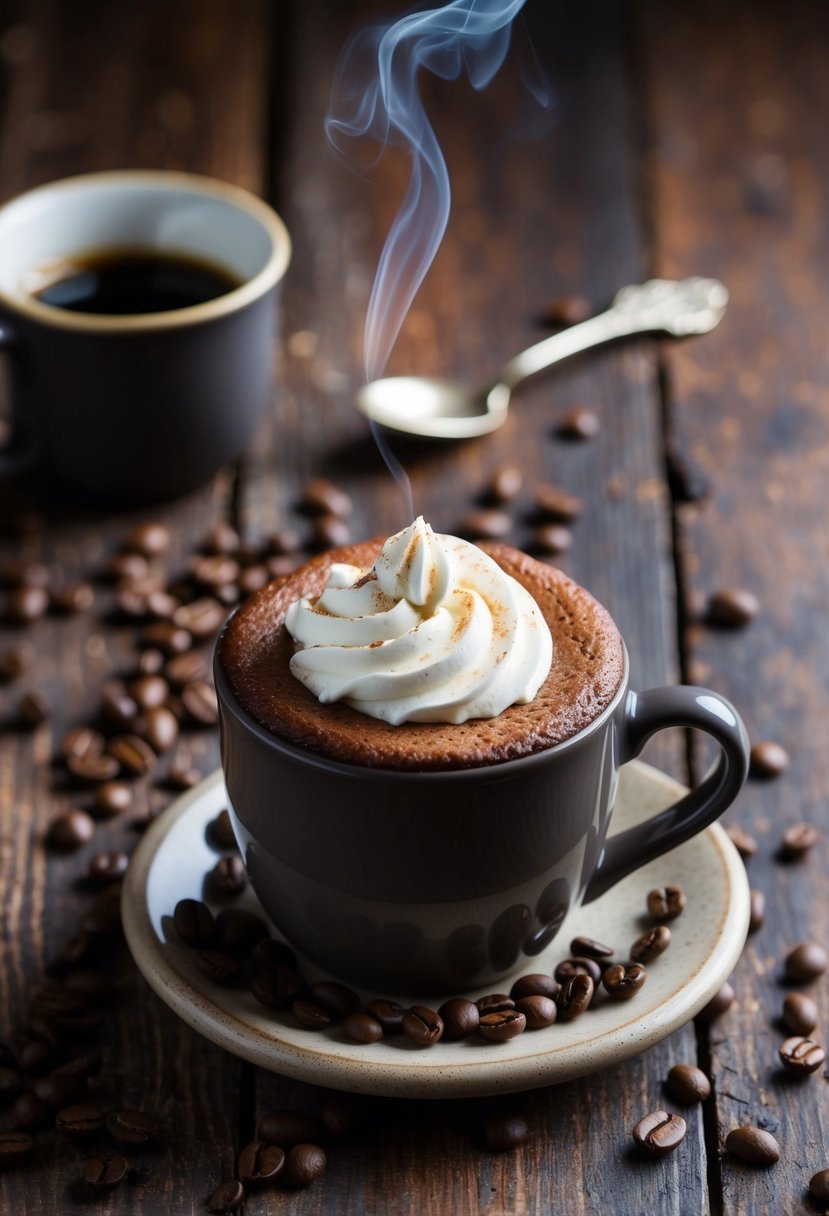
[31,248,242,315]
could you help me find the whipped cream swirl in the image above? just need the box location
[284,517,553,725]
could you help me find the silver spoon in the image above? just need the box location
[356,277,729,439]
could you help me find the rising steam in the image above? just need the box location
[327,0,549,383]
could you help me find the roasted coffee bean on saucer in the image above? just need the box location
[342,1013,383,1044]
[509,973,559,1000]
[602,964,646,1001]
[402,1005,443,1045]
[365,998,406,1035]
[478,1010,526,1043]
[211,854,247,896]
[646,884,686,921]
[515,995,557,1030]
[630,925,671,964]
[570,936,613,960]
[215,910,268,959]
[556,974,594,1020]
[173,899,215,947]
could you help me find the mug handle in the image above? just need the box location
[583,685,750,903]
[0,319,36,477]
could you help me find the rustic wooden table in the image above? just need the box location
[1,0,827,1211]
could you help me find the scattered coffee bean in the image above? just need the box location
[0,1067,21,1106]
[696,981,735,1022]
[479,1010,527,1043]
[204,522,240,556]
[106,1108,159,1145]
[83,1155,127,1190]
[107,734,156,776]
[181,680,219,726]
[554,958,601,986]
[209,809,236,849]
[173,899,215,947]
[128,674,169,711]
[509,973,559,1000]
[534,484,584,522]
[310,981,360,1020]
[301,478,352,518]
[266,555,299,579]
[105,552,149,583]
[780,822,821,858]
[11,1092,51,1130]
[168,762,203,790]
[211,854,247,896]
[319,1096,355,1139]
[665,1063,711,1105]
[47,809,95,852]
[291,998,332,1029]
[100,685,140,731]
[750,740,789,779]
[87,851,129,885]
[486,464,523,504]
[251,937,297,972]
[460,509,512,540]
[140,705,179,754]
[0,1131,33,1166]
[8,584,49,624]
[18,689,51,727]
[647,885,687,922]
[402,1005,444,1046]
[238,1139,285,1186]
[249,960,303,1008]
[214,908,269,956]
[206,1179,245,1212]
[633,1111,686,1158]
[283,1142,327,1187]
[142,622,192,657]
[312,515,351,550]
[602,962,647,1001]
[631,925,671,965]
[809,1170,829,1204]
[164,650,208,687]
[342,1012,383,1044]
[438,997,480,1040]
[778,1035,825,1075]
[57,1101,112,1137]
[256,1109,323,1148]
[0,643,32,681]
[782,992,818,1037]
[51,582,94,615]
[483,1111,530,1152]
[0,560,48,588]
[666,448,711,503]
[558,407,600,440]
[67,751,121,784]
[556,973,594,1020]
[540,294,591,327]
[365,998,406,1035]
[237,565,270,596]
[706,587,759,629]
[724,1125,780,1167]
[192,555,240,589]
[515,995,557,1030]
[724,823,758,859]
[569,936,614,960]
[123,522,170,558]
[173,597,225,638]
[534,523,573,555]
[59,728,104,763]
[266,528,302,556]
[748,889,765,934]
[475,993,516,1016]
[785,941,828,983]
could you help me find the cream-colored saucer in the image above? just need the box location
[122,761,749,1099]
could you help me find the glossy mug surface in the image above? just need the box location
[0,171,291,504]
[215,643,750,995]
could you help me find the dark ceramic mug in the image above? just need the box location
[215,646,749,994]
[0,171,291,504]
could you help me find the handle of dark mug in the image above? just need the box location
[0,319,35,477]
[583,685,750,903]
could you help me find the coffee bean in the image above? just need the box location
[558,407,600,440]
[724,823,758,859]
[602,963,647,1002]
[238,1139,285,1185]
[365,998,406,1034]
[11,1092,51,1130]
[105,552,149,583]
[780,822,821,858]
[128,674,169,711]
[215,908,269,955]
[123,522,170,558]
[301,478,352,518]
[87,851,129,885]
[0,560,49,588]
[60,727,104,763]
[195,949,242,987]
[436,997,480,1040]
[204,523,241,556]
[19,689,51,727]
[724,1125,780,1167]
[312,515,351,550]
[478,1010,527,1043]
[782,992,818,1036]
[0,643,32,681]
[486,464,523,504]
[266,555,300,579]
[706,588,759,628]
[0,1131,33,1166]
[631,925,671,965]
[237,565,270,596]
[254,958,305,1006]
[750,740,789,779]
[173,898,215,947]
[210,854,247,896]
[181,680,219,726]
[107,734,157,776]
[309,981,360,1020]
[342,1013,383,1043]
[459,509,512,540]
[696,981,735,1023]
[57,1101,112,1136]
[778,1035,825,1074]
[509,974,559,1000]
[515,995,557,1030]
[534,484,584,522]
[164,650,208,687]
[554,957,601,986]
[809,1170,829,1204]
[748,889,765,934]
[106,1108,159,1145]
[291,998,332,1028]
[540,294,591,327]
[556,973,594,1019]
[665,1064,711,1105]
[142,622,193,658]
[82,1155,127,1190]
[256,1109,323,1148]
[47,809,95,852]
[785,941,828,983]
[209,809,236,849]
[402,1005,443,1046]
[666,448,711,503]
[534,524,573,555]
[632,1110,686,1158]
[251,938,297,972]
[475,993,516,1016]
[647,885,687,922]
[173,597,225,638]
[0,1067,21,1106]
[206,1179,245,1212]
[8,585,49,624]
[191,555,240,589]
[265,528,302,556]
[67,752,120,784]
[100,686,140,731]
[320,1096,355,1139]
[139,706,179,754]
[283,1142,327,1187]
[33,1071,86,1109]
[570,936,614,960]
[483,1111,529,1152]
[51,582,94,615]
[168,762,203,790]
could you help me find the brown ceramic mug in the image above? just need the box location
[0,170,291,504]
[215,644,749,994]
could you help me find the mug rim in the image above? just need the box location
[0,169,291,333]
[213,636,631,782]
